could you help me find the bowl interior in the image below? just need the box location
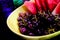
[7,5,60,39]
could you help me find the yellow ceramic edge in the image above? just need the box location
[7,5,60,40]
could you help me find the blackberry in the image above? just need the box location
[29,32,35,36]
[17,12,60,36]
[20,27,27,34]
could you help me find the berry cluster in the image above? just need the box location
[17,0,60,36]
[17,12,60,36]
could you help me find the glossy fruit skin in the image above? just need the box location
[52,2,60,15]
[46,0,60,12]
[24,1,37,15]
[35,0,42,11]
[40,0,47,12]
[55,2,60,15]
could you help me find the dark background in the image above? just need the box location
[0,0,60,40]
[0,0,25,40]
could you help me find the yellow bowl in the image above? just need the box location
[7,5,60,40]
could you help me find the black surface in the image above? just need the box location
[0,13,25,40]
[0,1,25,39]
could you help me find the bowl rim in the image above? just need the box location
[6,5,60,39]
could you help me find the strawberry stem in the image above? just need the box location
[48,28,55,34]
[48,10,50,14]
[34,15,37,22]
[22,18,27,26]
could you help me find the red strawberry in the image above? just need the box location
[35,0,42,11]
[52,2,60,15]
[46,0,60,12]
[24,1,37,15]
[40,0,47,12]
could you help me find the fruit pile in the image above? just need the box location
[17,0,60,36]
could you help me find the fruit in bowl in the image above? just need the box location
[17,1,60,36]
[18,12,60,36]
[7,0,60,40]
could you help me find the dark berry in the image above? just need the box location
[28,24,33,29]
[29,32,34,36]
[18,12,60,36]
[20,27,27,34]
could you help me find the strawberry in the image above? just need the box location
[30,0,35,3]
[52,2,60,15]
[40,0,47,12]
[24,1,37,15]
[46,0,60,12]
[35,0,42,11]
